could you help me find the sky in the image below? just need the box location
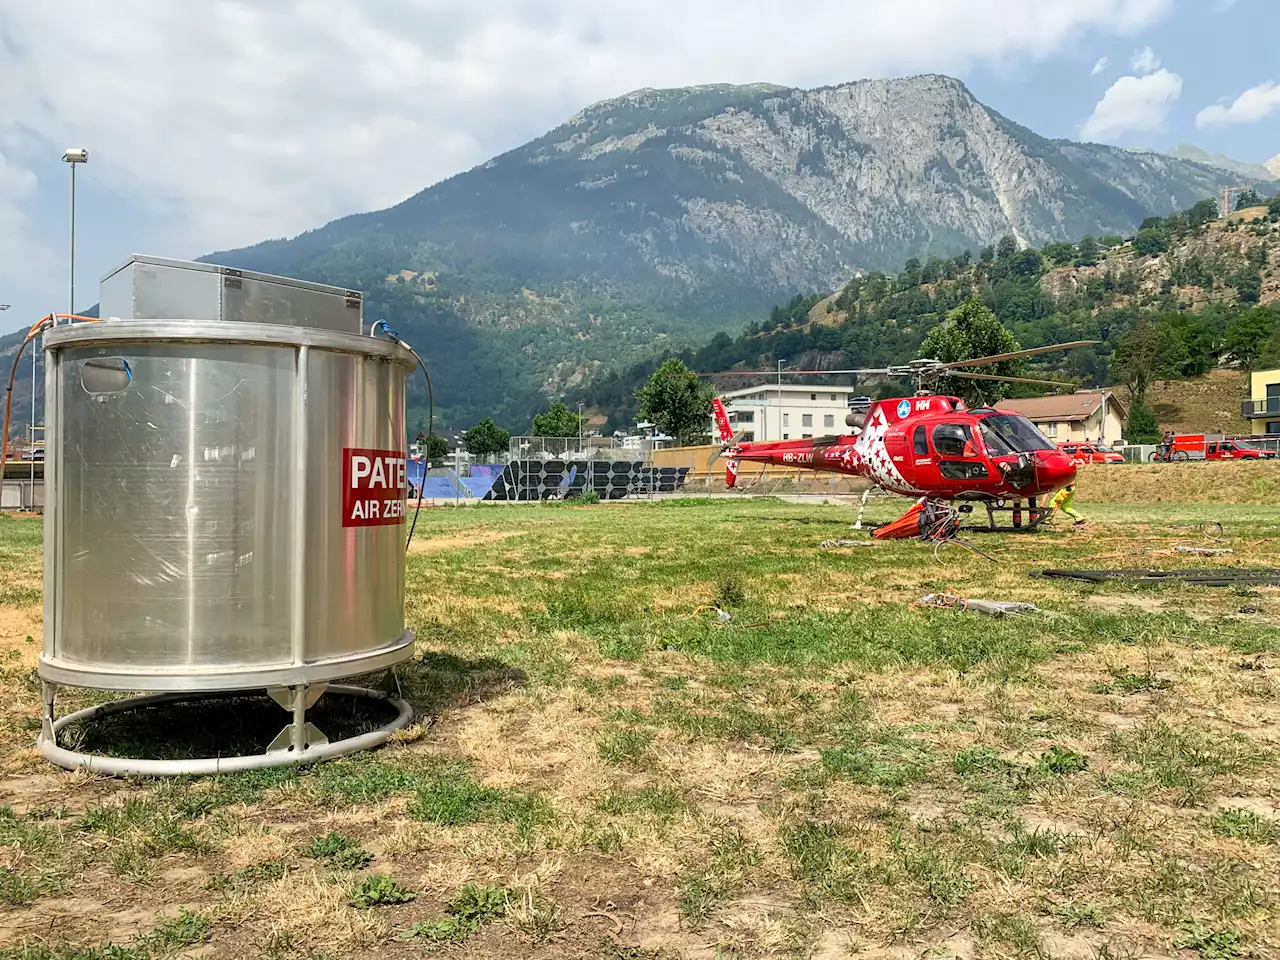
[0,0,1277,330]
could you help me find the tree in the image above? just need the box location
[979,246,994,264]
[531,401,582,437]
[636,359,714,445]
[1257,324,1280,370]
[1042,242,1076,267]
[1134,228,1169,257]
[1113,321,1185,402]
[1140,216,1165,231]
[1161,312,1218,376]
[917,298,1022,404]
[996,235,1018,260]
[1223,306,1279,368]
[1009,248,1044,279]
[1234,270,1262,304]
[1076,236,1100,265]
[463,418,510,459]
[1236,189,1263,211]
[1124,400,1161,444]
[1270,195,1280,219]
[1187,199,1218,228]
[422,433,450,461]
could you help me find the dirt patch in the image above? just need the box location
[1087,594,1172,616]
[0,604,41,659]
[408,530,527,553]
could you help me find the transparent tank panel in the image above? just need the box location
[55,343,296,671]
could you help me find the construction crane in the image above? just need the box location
[1223,185,1253,218]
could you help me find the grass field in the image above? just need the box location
[2,496,1280,959]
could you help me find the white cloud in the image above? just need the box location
[1080,69,1183,142]
[1091,57,1110,76]
[1130,46,1160,74]
[0,150,58,314]
[1196,81,1280,128]
[0,0,1176,319]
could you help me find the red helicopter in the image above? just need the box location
[707,341,1097,533]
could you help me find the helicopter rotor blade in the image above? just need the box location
[707,430,748,467]
[946,370,1080,389]
[940,340,1100,370]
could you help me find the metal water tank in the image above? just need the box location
[37,258,418,774]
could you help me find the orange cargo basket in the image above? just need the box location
[872,501,924,541]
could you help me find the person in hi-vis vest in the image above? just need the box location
[1049,483,1084,525]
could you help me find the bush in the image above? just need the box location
[349,873,416,907]
[1124,401,1161,444]
[1134,228,1169,257]
[714,574,746,608]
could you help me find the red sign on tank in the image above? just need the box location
[342,448,407,527]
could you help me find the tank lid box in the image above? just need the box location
[98,255,363,335]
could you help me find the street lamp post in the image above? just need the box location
[44,148,88,510]
[775,359,787,441]
[62,149,88,317]
[577,402,584,456]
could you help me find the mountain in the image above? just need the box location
[1268,154,1280,179]
[1167,143,1275,183]
[203,77,1271,426]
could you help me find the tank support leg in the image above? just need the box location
[40,681,56,746]
[267,683,330,756]
[291,689,306,754]
[853,486,875,530]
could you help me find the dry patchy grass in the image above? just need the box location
[2,499,1280,958]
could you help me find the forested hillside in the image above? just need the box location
[576,197,1280,432]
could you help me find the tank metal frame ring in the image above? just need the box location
[38,683,412,777]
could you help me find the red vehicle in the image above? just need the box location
[1058,441,1125,465]
[1207,439,1277,460]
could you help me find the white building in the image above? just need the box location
[714,384,862,442]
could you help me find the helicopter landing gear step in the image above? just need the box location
[971,497,1044,533]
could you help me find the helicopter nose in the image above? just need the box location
[1036,450,1077,491]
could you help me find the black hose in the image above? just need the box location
[368,320,433,553]
[400,341,432,552]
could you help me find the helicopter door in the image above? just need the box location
[912,425,930,464]
[931,423,989,483]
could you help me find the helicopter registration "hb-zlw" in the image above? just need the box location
[342,448,407,527]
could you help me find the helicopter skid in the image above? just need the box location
[957,498,1047,534]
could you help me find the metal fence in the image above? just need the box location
[507,435,655,462]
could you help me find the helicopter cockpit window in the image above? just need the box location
[978,421,1015,456]
[976,414,1055,453]
[932,423,977,458]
